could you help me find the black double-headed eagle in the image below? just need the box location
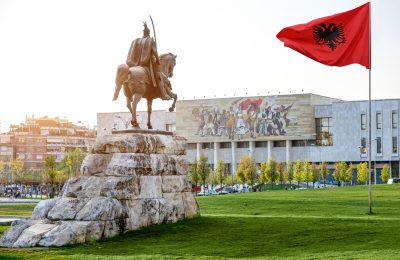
[313,23,346,51]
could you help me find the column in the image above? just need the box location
[249,141,255,157]
[213,142,218,170]
[196,142,201,161]
[231,141,236,174]
[286,140,291,164]
[267,140,272,161]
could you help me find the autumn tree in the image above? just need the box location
[319,162,328,188]
[10,158,24,186]
[236,155,257,191]
[344,163,354,186]
[45,154,58,198]
[197,155,210,192]
[215,160,226,190]
[189,159,200,196]
[277,162,286,189]
[265,159,278,190]
[357,162,368,185]
[310,163,319,188]
[380,164,390,183]
[293,160,303,189]
[302,161,310,189]
[284,162,294,188]
[0,160,5,186]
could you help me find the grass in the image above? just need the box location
[0,185,399,259]
[0,204,36,217]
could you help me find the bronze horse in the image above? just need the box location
[113,53,177,129]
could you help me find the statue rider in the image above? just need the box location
[126,22,171,100]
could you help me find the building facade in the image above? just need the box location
[96,94,400,184]
[0,115,96,170]
[97,110,176,137]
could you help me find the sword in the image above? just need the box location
[149,15,157,47]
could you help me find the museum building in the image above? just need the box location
[98,93,400,184]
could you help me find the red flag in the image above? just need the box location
[277,2,370,69]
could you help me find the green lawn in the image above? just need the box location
[0,185,399,259]
[0,204,36,217]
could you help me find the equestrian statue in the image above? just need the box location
[112,20,177,129]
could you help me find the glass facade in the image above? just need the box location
[316,117,333,146]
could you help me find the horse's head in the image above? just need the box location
[159,53,177,78]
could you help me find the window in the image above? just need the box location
[376,112,382,129]
[360,137,366,154]
[393,136,398,154]
[0,146,7,152]
[36,154,43,160]
[292,140,306,147]
[316,117,333,146]
[236,142,249,148]
[377,137,382,154]
[255,141,268,148]
[392,112,398,129]
[187,143,197,150]
[166,124,176,132]
[361,114,366,130]
[273,141,286,147]
[201,143,214,149]
[220,142,232,149]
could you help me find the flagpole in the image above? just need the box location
[368,1,372,215]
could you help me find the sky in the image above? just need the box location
[0,0,399,132]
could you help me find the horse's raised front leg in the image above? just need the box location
[168,93,177,112]
[130,93,142,128]
[147,99,153,129]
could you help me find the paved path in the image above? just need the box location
[0,197,41,204]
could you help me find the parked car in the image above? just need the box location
[197,190,218,196]
[387,178,400,184]
[219,187,234,195]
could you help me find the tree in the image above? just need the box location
[333,162,347,186]
[223,170,236,186]
[357,162,368,185]
[310,163,319,188]
[319,162,328,188]
[10,157,24,186]
[189,159,200,196]
[216,160,226,190]
[302,160,310,189]
[380,164,390,183]
[293,160,303,189]
[344,163,353,185]
[197,154,210,192]
[284,162,294,188]
[277,162,285,189]
[45,154,58,198]
[266,159,278,190]
[259,162,268,189]
[0,160,5,186]
[60,148,86,178]
[236,155,257,191]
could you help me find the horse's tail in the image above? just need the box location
[113,64,129,101]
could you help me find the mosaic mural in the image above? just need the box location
[176,94,324,142]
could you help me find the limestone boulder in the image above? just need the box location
[0,131,199,248]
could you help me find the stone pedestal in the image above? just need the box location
[0,131,199,247]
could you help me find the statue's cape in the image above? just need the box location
[126,37,154,67]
